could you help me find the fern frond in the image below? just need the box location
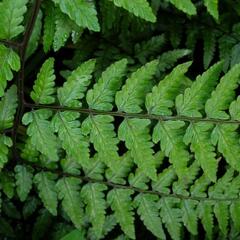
[0,85,17,130]
[0,135,12,169]
[118,118,157,180]
[112,0,156,22]
[34,172,58,216]
[58,59,95,107]
[53,0,100,32]
[166,0,196,15]
[87,59,127,111]
[0,45,20,97]
[107,189,135,239]
[15,165,33,202]
[134,194,166,239]
[56,177,83,229]
[116,59,158,113]
[22,109,58,161]
[52,111,89,167]
[203,30,216,69]
[204,0,219,20]
[81,183,107,239]
[0,0,28,39]
[30,58,56,104]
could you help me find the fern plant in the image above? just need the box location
[2,0,240,239]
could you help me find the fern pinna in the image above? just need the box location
[2,0,240,239]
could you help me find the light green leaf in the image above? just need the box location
[22,109,58,161]
[0,135,12,168]
[81,183,107,238]
[167,0,196,15]
[30,58,56,104]
[53,0,100,31]
[0,45,20,97]
[34,172,58,216]
[107,189,135,239]
[56,177,83,229]
[112,0,156,22]
[0,85,18,130]
[15,165,33,202]
[204,0,219,20]
[0,0,28,39]
[87,59,127,111]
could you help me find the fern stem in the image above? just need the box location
[24,102,240,125]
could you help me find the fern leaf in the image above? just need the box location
[230,201,240,230]
[152,166,176,194]
[81,183,107,239]
[26,11,42,58]
[197,202,214,239]
[181,199,198,235]
[159,197,182,240]
[205,63,240,119]
[82,115,118,167]
[134,35,166,63]
[167,0,196,15]
[0,85,18,130]
[0,135,12,168]
[34,172,58,216]
[157,49,192,74]
[203,30,216,69]
[22,109,58,161]
[53,0,100,31]
[58,59,95,107]
[153,120,190,179]
[128,168,149,190]
[87,59,128,111]
[116,60,158,113]
[52,111,89,167]
[112,0,156,22]
[204,0,219,20]
[134,194,166,239]
[214,203,229,236]
[106,152,133,184]
[176,62,222,117]
[146,61,191,115]
[118,118,157,180]
[15,165,33,202]
[0,45,20,97]
[107,189,135,239]
[0,0,28,39]
[43,2,55,53]
[0,172,15,199]
[56,177,83,229]
[30,58,56,104]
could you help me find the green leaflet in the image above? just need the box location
[0,45,20,97]
[87,58,128,111]
[0,0,28,39]
[166,0,196,15]
[82,115,119,167]
[0,135,12,169]
[118,118,157,180]
[22,109,58,161]
[146,61,192,115]
[116,59,158,113]
[204,0,219,20]
[34,172,58,216]
[53,0,100,32]
[176,61,222,117]
[56,177,84,229]
[203,30,216,69]
[52,111,89,167]
[58,59,95,107]
[81,183,107,239]
[205,63,240,119]
[30,58,56,104]
[134,194,166,239]
[15,165,33,202]
[107,189,135,239]
[0,85,18,130]
[153,120,190,179]
[112,0,156,22]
